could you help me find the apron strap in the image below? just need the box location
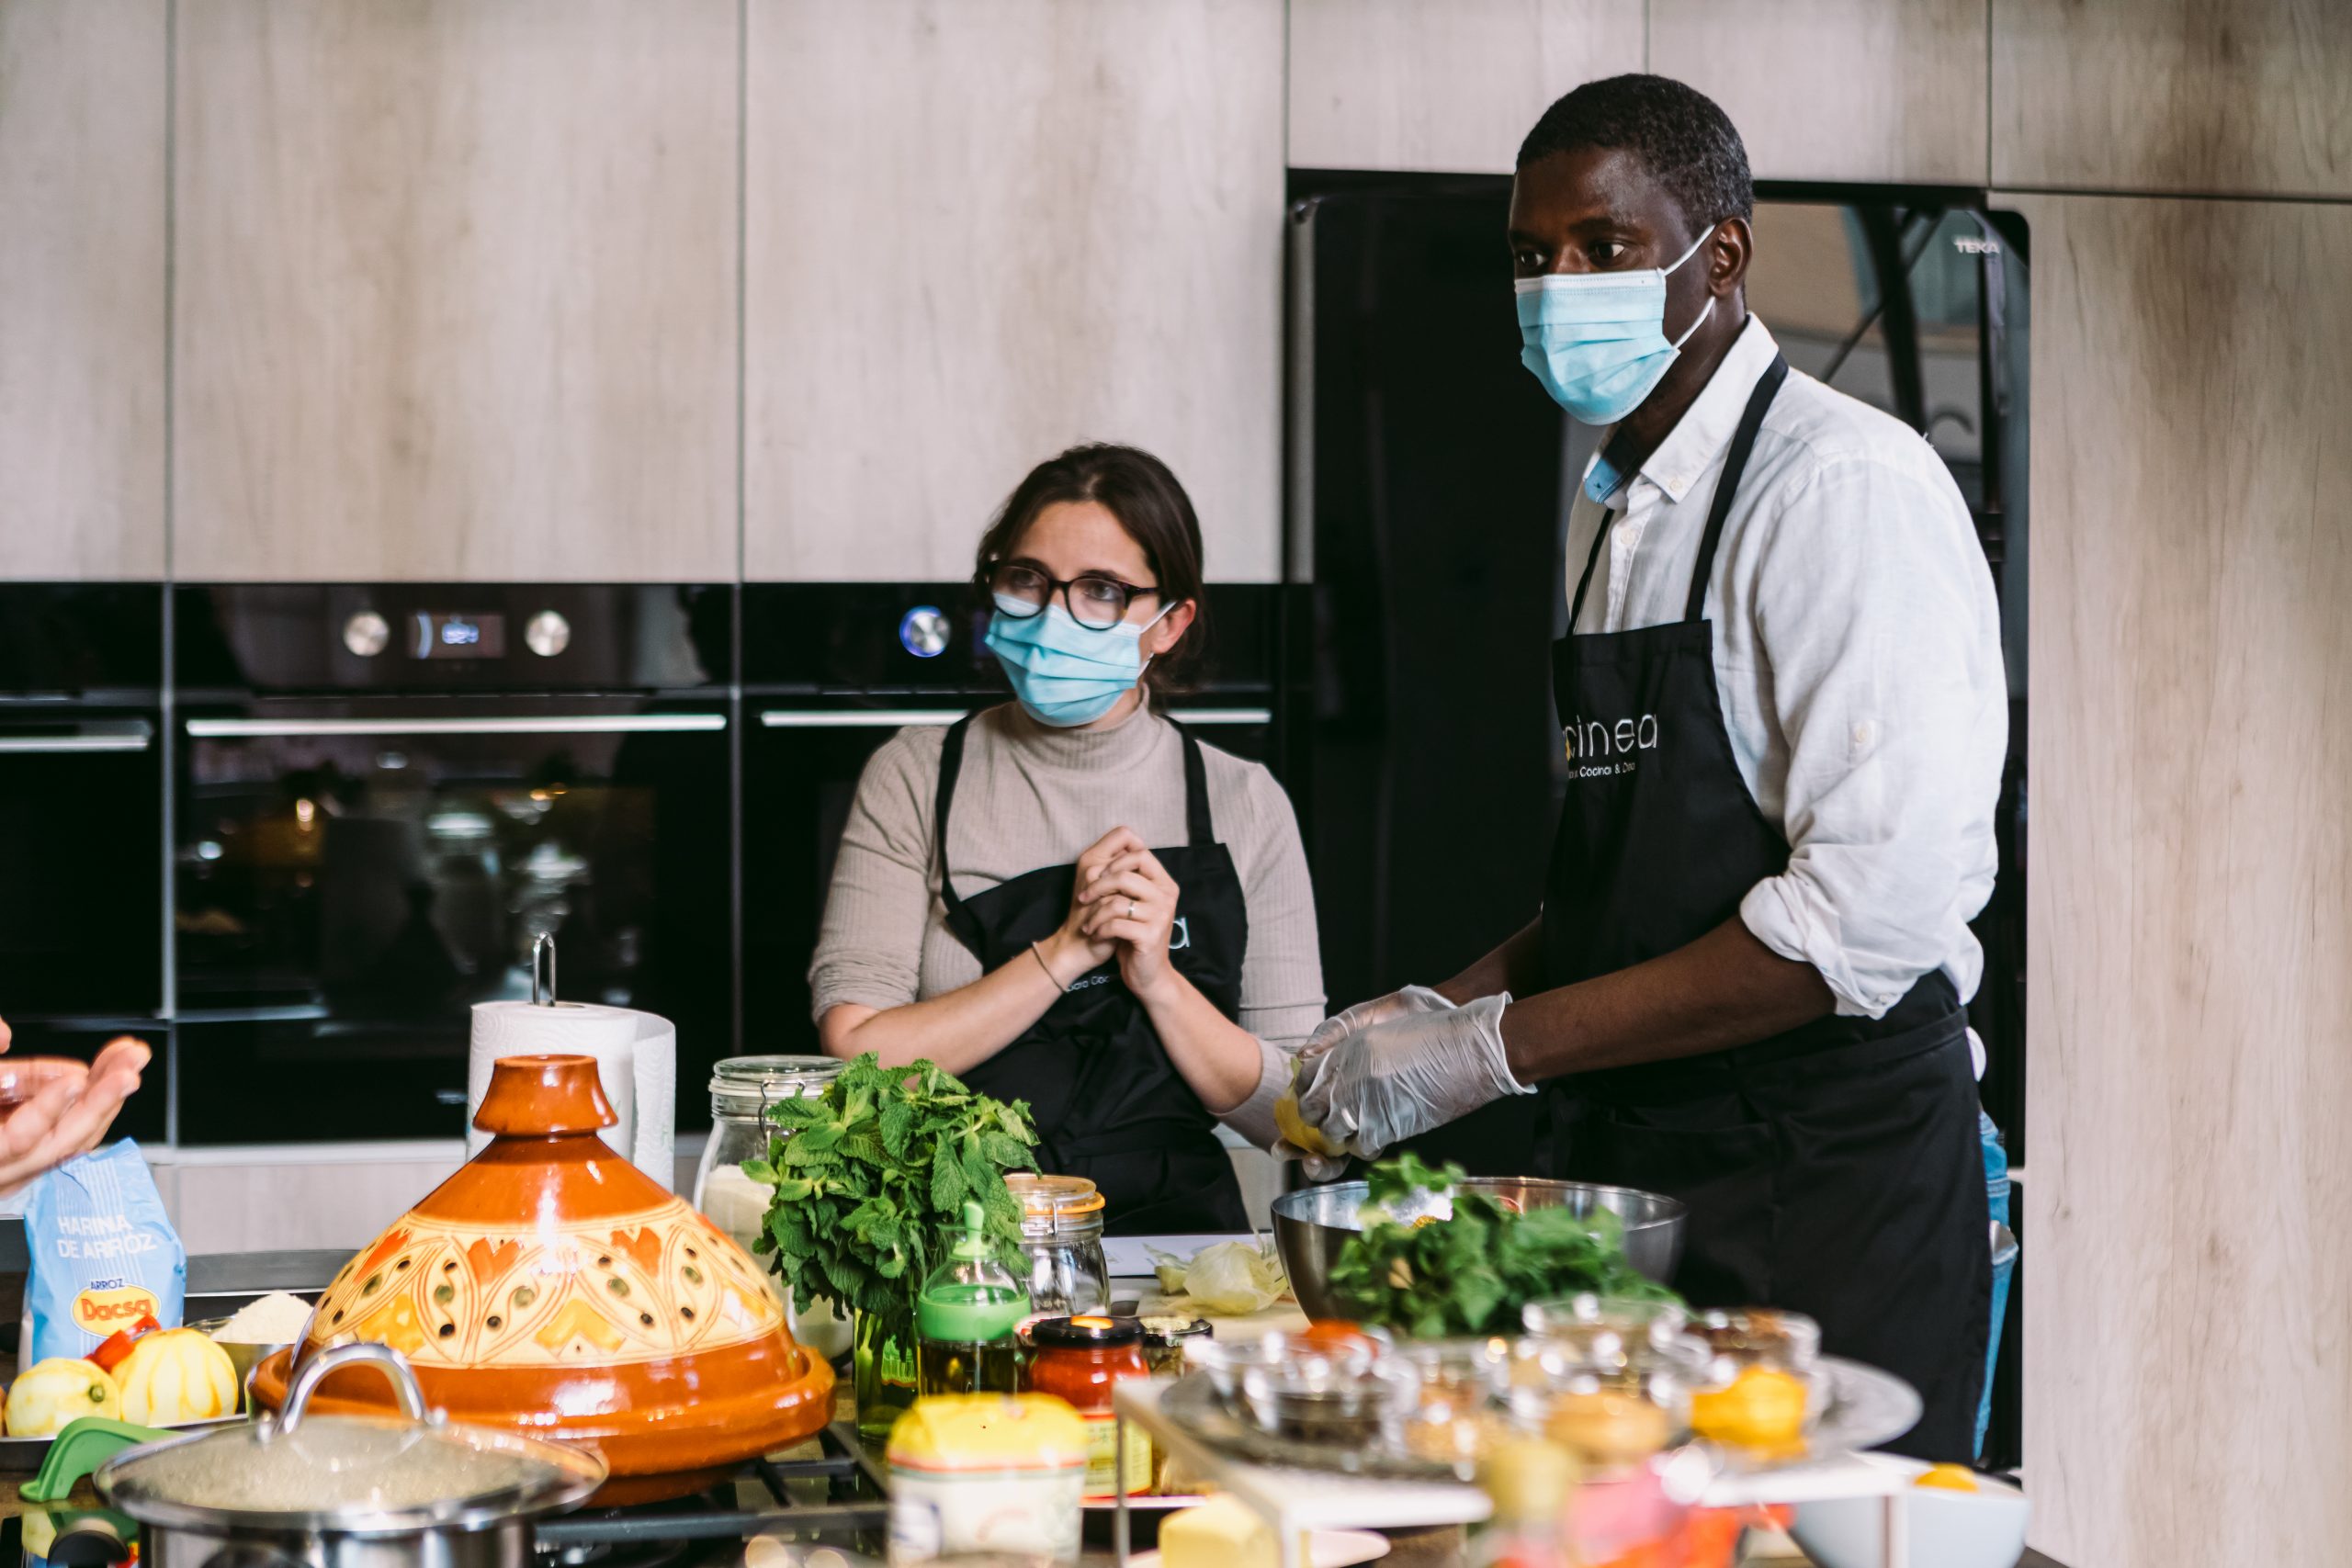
[1174,718,1216,847]
[933,715,976,922]
[1682,353,1790,624]
[1566,499,1619,629]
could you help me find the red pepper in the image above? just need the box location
[89,1313,163,1371]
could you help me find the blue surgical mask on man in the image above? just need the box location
[985,598,1173,728]
[1516,227,1716,425]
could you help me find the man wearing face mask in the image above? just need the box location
[1285,75,2007,1460]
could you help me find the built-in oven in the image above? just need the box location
[740,583,1282,1054]
[171,586,734,1145]
[0,586,169,1144]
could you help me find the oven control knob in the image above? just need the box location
[342,611,390,658]
[899,604,949,659]
[526,610,571,658]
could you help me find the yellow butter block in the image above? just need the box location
[1161,1496,1282,1568]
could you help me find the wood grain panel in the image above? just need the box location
[2010,191,2352,1563]
[1286,0,1645,175]
[1993,0,2352,196]
[1649,0,1988,184]
[173,0,739,583]
[744,0,1283,582]
[0,0,166,580]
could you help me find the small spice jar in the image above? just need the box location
[1023,1315,1151,1497]
[1004,1174,1110,1324]
[1138,1314,1212,1377]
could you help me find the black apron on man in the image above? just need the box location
[935,715,1251,1235]
[1538,355,1989,1461]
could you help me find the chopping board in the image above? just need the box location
[1129,1288,1308,1343]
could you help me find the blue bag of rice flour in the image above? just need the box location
[25,1140,186,1365]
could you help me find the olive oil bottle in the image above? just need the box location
[915,1201,1029,1396]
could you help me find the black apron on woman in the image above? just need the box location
[935,714,1251,1236]
[1538,355,1989,1461]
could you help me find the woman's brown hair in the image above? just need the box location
[973,443,1210,695]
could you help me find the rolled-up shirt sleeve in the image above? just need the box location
[807,730,937,1018]
[1217,766,1327,1147]
[1736,454,2007,1018]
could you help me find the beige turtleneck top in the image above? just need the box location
[807,700,1325,1147]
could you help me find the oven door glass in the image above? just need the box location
[175,703,730,1144]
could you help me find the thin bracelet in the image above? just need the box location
[1028,941,1064,991]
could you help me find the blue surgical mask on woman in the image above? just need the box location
[986,597,1174,728]
[1515,227,1716,424]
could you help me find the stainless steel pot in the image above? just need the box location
[95,1343,605,1568]
[1272,1175,1688,1321]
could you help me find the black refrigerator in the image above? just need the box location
[1280,172,2030,1463]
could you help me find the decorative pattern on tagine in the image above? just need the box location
[306,1198,783,1369]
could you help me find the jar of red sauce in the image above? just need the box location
[1023,1315,1150,1496]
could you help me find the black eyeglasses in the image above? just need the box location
[986,560,1159,631]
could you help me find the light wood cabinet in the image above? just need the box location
[172,0,740,583]
[2007,190,2352,1565]
[0,0,166,580]
[1993,0,2352,197]
[743,0,1284,583]
[1648,0,1988,185]
[1286,0,1644,175]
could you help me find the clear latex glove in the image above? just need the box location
[1291,993,1528,1164]
[1301,985,1459,1055]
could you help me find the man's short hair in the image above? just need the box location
[1517,74,1755,231]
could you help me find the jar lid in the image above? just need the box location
[709,1055,843,1099]
[1138,1315,1212,1346]
[1029,1314,1142,1348]
[887,1394,1090,1473]
[1004,1173,1105,1218]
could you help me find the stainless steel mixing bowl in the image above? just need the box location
[1272,1176,1688,1322]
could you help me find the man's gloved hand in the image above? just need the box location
[1273,987,1460,1179]
[1292,993,1529,1165]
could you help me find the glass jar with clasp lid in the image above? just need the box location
[690,1055,850,1358]
[1004,1173,1110,1329]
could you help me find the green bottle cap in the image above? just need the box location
[950,1201,989,1261]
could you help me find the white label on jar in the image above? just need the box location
[888,1470,1083,1564]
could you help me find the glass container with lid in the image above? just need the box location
[916,1201,1029,1396]
[691,1055,849,1358]
[1023,1316,1151,1498]
[1004,1174,1108,1326]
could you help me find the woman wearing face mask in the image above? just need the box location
[807,444,1324,1234]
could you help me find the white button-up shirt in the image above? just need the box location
[1565,317,2007,1019]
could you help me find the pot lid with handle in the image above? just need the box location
[96,1342,605,1537]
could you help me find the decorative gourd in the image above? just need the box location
[115,1327,239,1426]
[6,1358,121,1436]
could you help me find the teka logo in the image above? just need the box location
[1563,712,1660,761]
[74,1285,162,1328]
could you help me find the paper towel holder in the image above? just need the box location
[532,931,559,1006]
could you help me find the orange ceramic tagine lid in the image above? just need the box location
[252,1055,833,1504]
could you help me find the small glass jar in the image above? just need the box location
[1004,1174,1109,1325]
[1023,1315,1151,1497]
[1138,1315,1212,1377]
[689,1055,848,1356]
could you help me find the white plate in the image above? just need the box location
[1125,1528,1391,1568]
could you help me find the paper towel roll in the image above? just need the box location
[466,1000,678,1187]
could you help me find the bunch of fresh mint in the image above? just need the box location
[744,1052,1038,1322]
[1328,1152,1679,1337]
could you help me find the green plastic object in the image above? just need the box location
[915,1201,1029,1344]
[20,1416,173,1503]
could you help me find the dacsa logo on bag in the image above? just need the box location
[74,1284,161,1329]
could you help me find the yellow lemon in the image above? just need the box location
[1273,1092,1341,1158]
[1689,1366,1808,1451]
[6,1358,121,1437]
[1914,1463,1978,1492]
[115,1327,240,1426]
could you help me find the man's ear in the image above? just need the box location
[1710,216,1754,298]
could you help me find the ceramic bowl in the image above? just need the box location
[1791,1466,2031,1568]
